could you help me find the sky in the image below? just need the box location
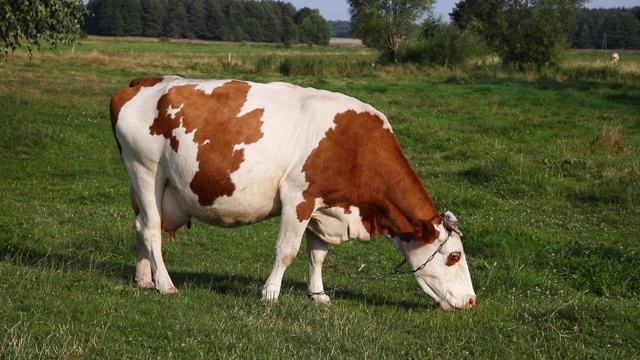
[285,0,640,22]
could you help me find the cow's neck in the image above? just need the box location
[296,110,440,239]
[365,148,439,238]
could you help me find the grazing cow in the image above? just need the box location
[110,76,476,310]
[610,52,619,63]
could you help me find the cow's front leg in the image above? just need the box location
[306,229,331,304]
[262,210,308,302]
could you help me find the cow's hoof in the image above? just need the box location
[138,281,154,289]
[261,289,279,302]
[158,286,178,294]
[166,287,178,294]
[309,293,332,304]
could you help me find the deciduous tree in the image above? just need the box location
[348,0,434,62]
[452,0,587,68]
[296,9,331,46]
[1,0,85,58]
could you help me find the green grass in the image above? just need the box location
[1,41,639,359]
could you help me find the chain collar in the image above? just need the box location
[308,231,451,298]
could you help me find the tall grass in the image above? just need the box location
[1,39,639,358]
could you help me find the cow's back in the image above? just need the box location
[111,77,391,227]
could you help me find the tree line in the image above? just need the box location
[4,0,639,68]
[571,7,640,49]
[83,0,332,46]
[81,1,640,53]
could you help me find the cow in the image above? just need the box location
[109,76,476,310]
[610,52,619,63]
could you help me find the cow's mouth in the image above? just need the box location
[415,276,450,310]
[415,277,474,310]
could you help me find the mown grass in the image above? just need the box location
[1,40,639,359]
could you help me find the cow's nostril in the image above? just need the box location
[468,297,476,307]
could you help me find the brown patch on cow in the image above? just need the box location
[110,86,143,154]
[411,219,440,245]
[296,110,440,244]
[129,77,165,88]
[110,78,165,154]
[148,81,264,206]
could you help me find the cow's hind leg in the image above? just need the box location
[262,207,308,302]
[306,229,331,304]
[134,220,154,289]
[130,187,154,289]
[129,166,177,294]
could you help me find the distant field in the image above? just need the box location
[565,49,640,73]
[1,38,639,358]
[329,37,364,46]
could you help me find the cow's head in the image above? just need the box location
[389,211,476,310]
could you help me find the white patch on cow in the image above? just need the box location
[307,205,371,244]
[116,85,165,160]
[194,80,232,95]
[166,104,183,119]
[221,82,345,222]
[163,120,201,205]
[346,206,371,240]
[227,81,392,224]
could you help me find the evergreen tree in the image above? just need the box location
[224,1,247,41]
[187,0,207,39]
[576,22,594,49]
[244,1,265,42]
[612,11,640,48]
[101,0,124,36]
[81,0,338,46]
[141,0,164,37]
[164,0,189,38]
[245,18,264,42]
[203,0,225,40]
[120,0,143,36]
[570,7,640,50]
[261,1,284,43]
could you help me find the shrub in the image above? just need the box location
[278,56,373,77]
[397,20,488,68]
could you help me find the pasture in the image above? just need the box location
[1,37,639,358]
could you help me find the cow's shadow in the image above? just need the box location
[0,244,432,309]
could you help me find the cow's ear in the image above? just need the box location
[412,220,439,245]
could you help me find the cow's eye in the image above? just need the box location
[447,252,461,266]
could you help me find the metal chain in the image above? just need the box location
[307,235,449,298]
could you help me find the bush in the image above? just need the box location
[397,20,488,68]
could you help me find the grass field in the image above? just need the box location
[1,38,639,358]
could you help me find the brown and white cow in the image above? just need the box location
[109,76,476,310]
